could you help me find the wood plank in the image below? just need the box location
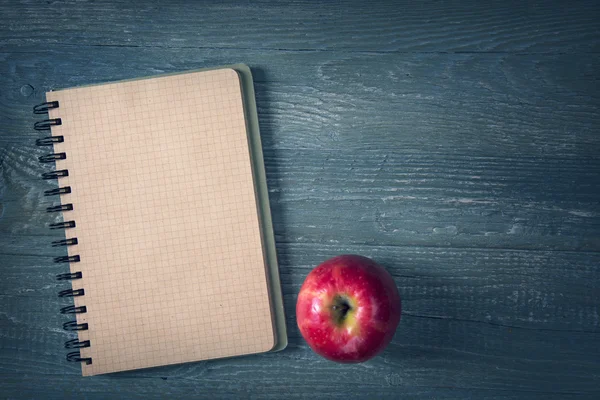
[2,47,597,262]
[265,150,600,251]
[0,375,588,400]
[1,0,598,53]
[1,47,598,158]
[1,245,599,395]
[3,143,599,254]
[2,243,598,337]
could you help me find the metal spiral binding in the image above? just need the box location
[66,351,92,365]
[45,186,71,196]
[39,153,66,163]
[42,169,69,180]
[36,136,64,146]
[56,272,82,280]
[35,101,91,366]
[34,118,62,130]
[65,339,91,349]
[54,255,80,263]
[60,305,87,314]
[34,101,59,114]
[49,221,76,229]
[63,321,88,331]
[46,204,73,213]
[58,288,85,297]
[52,238,78,247]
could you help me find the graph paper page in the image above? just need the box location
[47,68,275,376]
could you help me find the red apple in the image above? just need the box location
[296,255,401,363]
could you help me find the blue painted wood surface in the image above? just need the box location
[0,1,599,398]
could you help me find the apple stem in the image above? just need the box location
[331,297,352,325]
[332,304,350,313]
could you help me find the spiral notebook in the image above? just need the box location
[34,65,286,376]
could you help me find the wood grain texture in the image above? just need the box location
[1,0,599,398]
[1,0,599,53]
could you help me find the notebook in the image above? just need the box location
[34,65,286,376]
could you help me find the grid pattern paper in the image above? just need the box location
[46,68,275,376]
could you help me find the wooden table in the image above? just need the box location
[1,1,598,398]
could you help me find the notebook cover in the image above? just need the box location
[45,64,286,375]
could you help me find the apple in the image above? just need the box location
[296,254,401,363]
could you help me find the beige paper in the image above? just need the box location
[47,68,275,376]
